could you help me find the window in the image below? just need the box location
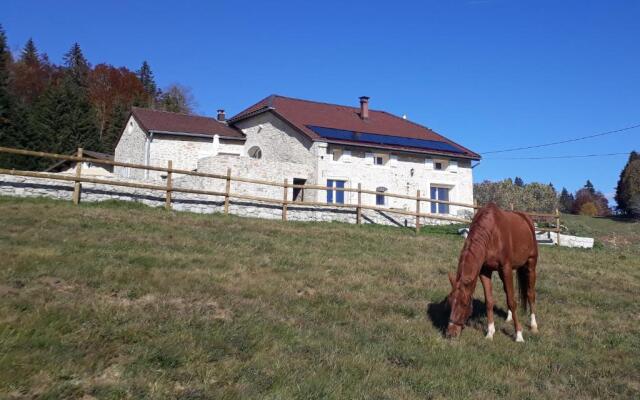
[434,159,448,171]
[293,178,306,202]
[374,156,384,165]
[248,146,262,159]
[326,179,346,204]
[331,148,342,161]
[430,186,450,214]
[376,187,387,206]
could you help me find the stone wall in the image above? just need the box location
[234,112,316,166]
[315,145,475,217]
[0,174,452,228]
[114,116,147,180]
[233,111,475,214]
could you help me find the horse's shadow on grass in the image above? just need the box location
[426,297,508,335]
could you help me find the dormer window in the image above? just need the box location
[374,156,384,165]
[434,162,443,170]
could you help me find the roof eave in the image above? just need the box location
[149,130,246,140]
[321,139,481,160]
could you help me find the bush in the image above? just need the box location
[474,179,558,212]
[572,188,610,216]
[579,202,598,216]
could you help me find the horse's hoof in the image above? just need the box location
[531,326,539,334]
[515,331,524,342]
[485,334,494,340]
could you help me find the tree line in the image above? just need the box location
[0,25,195,170]
[475,152,640,219]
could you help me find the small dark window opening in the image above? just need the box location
[374,156,384,165]
[293,178,306,202]
[434,162,443,170]
[248,146,262,159]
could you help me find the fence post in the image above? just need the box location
[165,160,173,210]
[415,189,421,233]
[510,203,514,211]
[555,208,561,246]
[72,148,83,205]
[282,178,288,221]
[473,198,478,216]
[356,183,362,224]
[224,168,231,214]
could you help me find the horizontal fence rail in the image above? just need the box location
[0,146,562,244]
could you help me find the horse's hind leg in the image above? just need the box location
[480,269,495,339]
[527,256,538,333]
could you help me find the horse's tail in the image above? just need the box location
[516,268,529,312]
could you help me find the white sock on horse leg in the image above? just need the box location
[506,310,513,322]
[516,330,524,342]
[485,322,495,339]
[531,314,538,332]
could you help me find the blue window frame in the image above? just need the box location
[327,179,346,204]
[430,187,450,214]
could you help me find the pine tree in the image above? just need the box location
[615,151,640,217]
[0,24,22,168]
[102,101,128,153]
[137,61,157,107]
[63,43,90,87]
[558,187,575,213]
[514,177,524,187]
[32,75,100,154]
[584,180,595,194]
[21,38,39,66]
[0,25,12,127]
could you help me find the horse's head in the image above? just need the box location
[445,271,473,339]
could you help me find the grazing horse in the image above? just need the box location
[446,203,538,342]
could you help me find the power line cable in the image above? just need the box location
[481,123,640,154]
[483,152,630,160]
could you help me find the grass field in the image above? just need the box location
[1,197,639,399]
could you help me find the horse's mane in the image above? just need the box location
[456,204,498,279]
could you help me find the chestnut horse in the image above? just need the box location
[446,203,538,342]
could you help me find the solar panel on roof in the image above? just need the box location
[306,126,465,154]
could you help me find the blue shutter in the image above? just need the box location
[326,180,334,203]
[430,187,437,213]
[336,180,345,204]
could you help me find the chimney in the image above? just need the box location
[216,109,226,122]
[359,96,369,120]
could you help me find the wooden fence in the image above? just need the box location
[0,146,562,243]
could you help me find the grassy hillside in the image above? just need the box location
[1,197,638,399]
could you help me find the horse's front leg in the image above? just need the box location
[499,265,524,342]
[479,269,495,339]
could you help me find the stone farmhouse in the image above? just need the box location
[114,95,480,218]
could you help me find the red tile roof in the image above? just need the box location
[229,95,479,159]
[131,107,245,139]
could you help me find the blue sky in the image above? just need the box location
[3,0,639,203]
